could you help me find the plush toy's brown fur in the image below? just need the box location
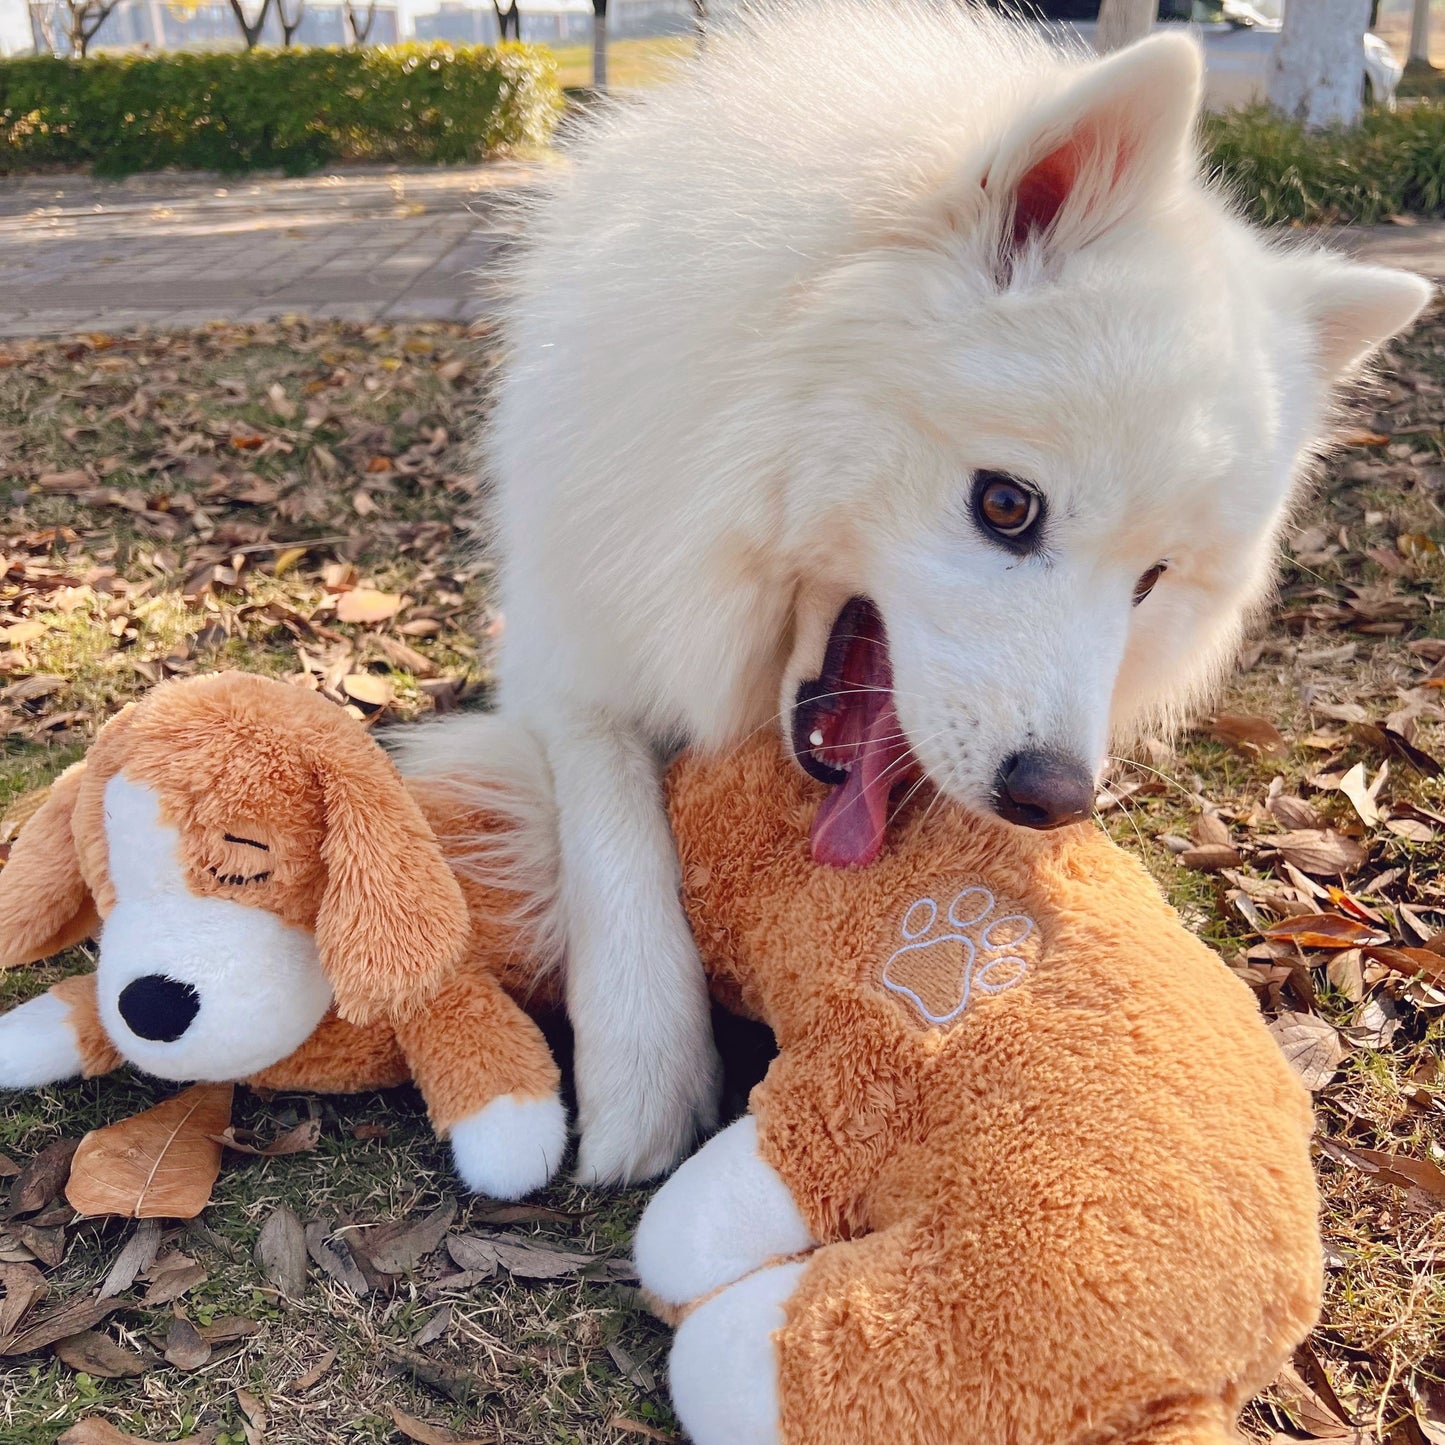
[0,674,560,1172]
[652,740,1321,1445]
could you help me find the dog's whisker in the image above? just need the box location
[1103,754,1201,806]
[1093,777,1151,858]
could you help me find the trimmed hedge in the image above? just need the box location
[1203,102,1445,227]
[0,43,563,176]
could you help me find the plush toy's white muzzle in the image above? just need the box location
[96,774,333,1081]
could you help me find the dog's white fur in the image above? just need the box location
[403,3,1431,1183]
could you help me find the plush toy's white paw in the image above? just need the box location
[634,1115,816,1306]
[449,1092,568,1200]
[0,992,84,1088]
[669,1260,803,1445]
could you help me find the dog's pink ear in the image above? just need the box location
[984,32,1201,273]
[0,763,100,969]
[313,727,472,1026]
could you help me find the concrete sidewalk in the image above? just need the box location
[0,163,552,337]
[0,161,1440,338]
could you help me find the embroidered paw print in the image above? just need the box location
[878,885,1036,1028]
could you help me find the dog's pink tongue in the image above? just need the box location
[810,699,911,869]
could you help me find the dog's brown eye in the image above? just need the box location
[1133,563,1167,606]
[972,471,1042,548]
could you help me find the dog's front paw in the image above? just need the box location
[0,992,84,1089]
[449,1092,568,1200]
[574,1034,722,1186]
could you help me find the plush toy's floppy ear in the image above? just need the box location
[0,763,100,968]
[313,725,472,1025]
[982,32,1201,275]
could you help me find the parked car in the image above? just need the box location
[993,1,1403,111]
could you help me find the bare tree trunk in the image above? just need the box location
[1096,0,1153,53]
[67,0,119,56]
[277,0,303,45]
[491,0,519,39]
[592,0,607,88]
[228,0,271,48]
[1408,0,1433,65]
[1268,0,1370,128]
[690,0,705,49]
[344,0,376,43]
[29,0,60,52]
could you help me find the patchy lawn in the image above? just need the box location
[547,35,695,91]
[0,307,1442,1445]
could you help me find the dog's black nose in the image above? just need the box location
[117,975,200,1042]
[995,750,1095,830]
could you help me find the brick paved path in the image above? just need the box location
[0,162,550,337]
[0,159,1439,338]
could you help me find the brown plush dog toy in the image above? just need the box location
[620,740,1322,1445]
[0,672,566,1201]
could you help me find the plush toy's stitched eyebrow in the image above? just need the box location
[223,833,270,851]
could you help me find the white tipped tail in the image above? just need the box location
[387,710,564,976]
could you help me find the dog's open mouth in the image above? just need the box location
[791,596,918,869]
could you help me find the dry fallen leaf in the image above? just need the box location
[1407,1374,1445,1445]
[0,1262,47,1338]
[364,1199,456,1276]
[1321,1141,1445,1202]
[609,1420,677,1443]
[1269,795,1325,831]
[341,672,392,708]
[287,1346,337,1391]
[304,1219,370,1295]
[216,1118,321,1157]
[138,1258,207,1308]
[1351,722,1442,778]
[1262,914,1390,950]
[1208,714,1289,758]
[164,1315,211,1371]
[388,1405,493,1445]
[1178,844,1241,872]
[100,1219,162,1300]
[412,1303,453,1348]
[336,588,404,624]
[256,1205,308,1301]
[66,1084,234,1219]
[0,1291,121,1356]
[9,1138,79,1216]
[1270,830,1367,877]
[1361,945,1445,987]
[1269,1012,1350,1091]
[59,1420,217,1445]
[1270,1360,1357,1437]
[1334,762,1382,828]
[52,1329,151,1378]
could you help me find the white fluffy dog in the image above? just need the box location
[417,3,1430,1183]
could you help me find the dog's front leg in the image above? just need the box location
[542,707,721,1184]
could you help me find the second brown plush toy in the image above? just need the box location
[628,741,1322,1445]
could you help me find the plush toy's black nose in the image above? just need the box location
[117,975,200,1042]
[994,750,1095,830]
